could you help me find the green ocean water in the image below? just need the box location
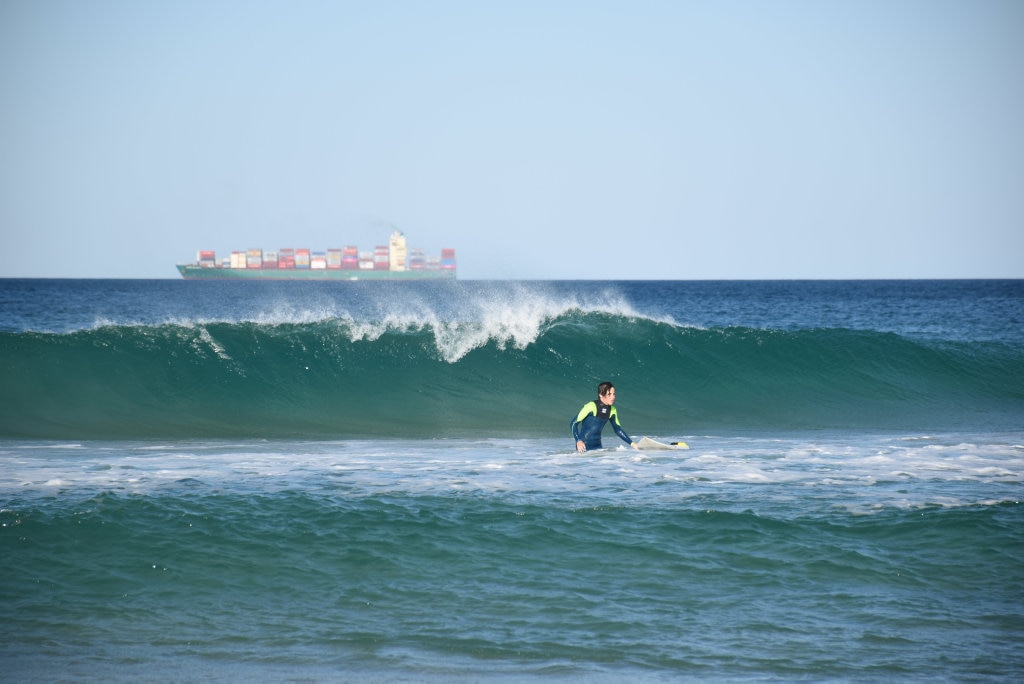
[2,312,1021,439]
[3,444,1022,680]
[1,279,1022,680]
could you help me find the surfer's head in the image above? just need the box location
[597,381,615,404]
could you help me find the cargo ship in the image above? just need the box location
[177,230,456,281]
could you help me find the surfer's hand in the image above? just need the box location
[576,440,586,453]
[631,441,639,450]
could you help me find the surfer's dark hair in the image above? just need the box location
[597,381,615,397]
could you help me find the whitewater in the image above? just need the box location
[1,279,1022,680]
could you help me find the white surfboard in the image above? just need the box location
[636,436,689,450]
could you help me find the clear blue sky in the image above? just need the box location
[2,0,1022,279]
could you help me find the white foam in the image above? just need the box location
[68,284,671,364]
[194,326,232,361]
[2,433,1020,513]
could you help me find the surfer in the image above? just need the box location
[571,381,638,453]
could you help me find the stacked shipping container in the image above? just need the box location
[183,232,454,277]
[341,246,358,270]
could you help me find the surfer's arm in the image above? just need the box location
[610,411,636,447]
[571,420,586,453]
[571,402,596,441]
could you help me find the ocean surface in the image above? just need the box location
[1,278,1022,681]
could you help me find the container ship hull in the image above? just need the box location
[176,265,456,281]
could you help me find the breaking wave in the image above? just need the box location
[2,304,1022,439]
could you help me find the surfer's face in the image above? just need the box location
[600,388,616,405]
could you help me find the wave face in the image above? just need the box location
[3,279,1023,438]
